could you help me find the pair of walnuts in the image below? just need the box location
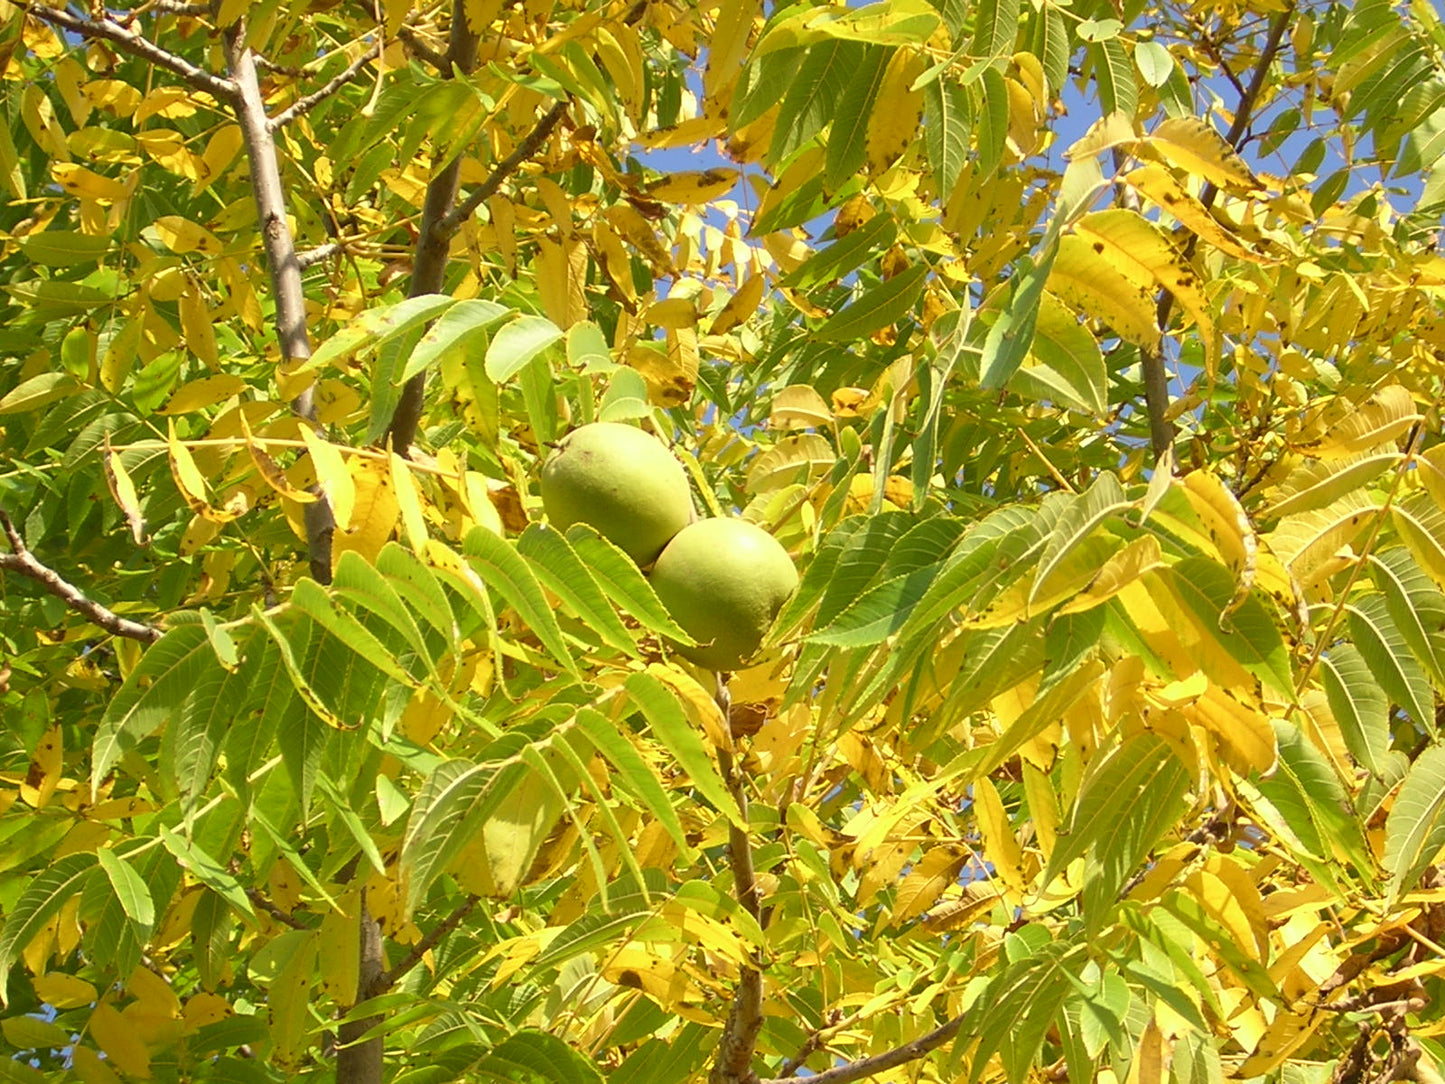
[540,422,798,672]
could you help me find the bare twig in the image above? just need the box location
[269,41,382,130]
[440,100,570,237]
[27,4,236,98]
[225,25,336,583]
[376,894,479,991]
[245,886,309,930]
[759,1013,966,1084]
[296,242,343,268]
[0,510,162,645]
[395,24,449,70]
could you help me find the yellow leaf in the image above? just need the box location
[1266,491,1377,587]
[301,429,355,532]
[52,162,129,202]
[1125,164,1278,263]
[1073,209,1218,375]
[646,296,698,329]
[317,892,360,1004]
[1146,116,1261,194]
[178,283,219,369]
[1181,469,1256,613]
[462,472,505,536]
[1182,685,1277,775]
[1297,384,1419,459]
[152,215,224,256]
[166,422,210,516]
[591,220,636,303]
[1059,535,1164,614]
[240,413,315,503]
[891,843,969,925]
[600,947,712,1011]
[1236,1005,1325,1077]
[534,235,588,329]
[102,436,147,544]
[89,1001,151,1078]
[389,453,429,553]
[865,48,926,175]
[768,384,832,430]
[637,115,729,149]
[133,88,198,124]
[71,1046,123,1084]
[197,125,243,194]
[334,457,399,563]
[19,725,63,809]
[647,663,731,752]
[159,374,245,415]
[34,972,97,1010]
[973,776,1027,898]
[703,0,763,106]
[595,24,645,122]
[1049,234,1159,347]
[82,79,143,117]
[710,272,765,335]
[643,168,740,204]
[181,992,232,1032]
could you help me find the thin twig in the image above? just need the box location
[245,886,309,929]
[269,41,382,130]
[377,894,480,991]
[395,24,449,70]
[296,242,343,268]
[439,100,570,237]
[27,4,236,98]
[0,509,163,645]
[759,1013,966,1084]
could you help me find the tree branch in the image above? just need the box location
[0,509,162,645]
[296,242,343,268]
[268,41,382,130]
[27,4,236,98]
[440,99,571,237]
[395,24,449,71]
[1136,4,1293,463]
[376,894,479,991]
[337,890,386,1084]
[225,24,335,583]
[710,677,766,1084]
[381,3,484,457]
[759,1013,966,1084]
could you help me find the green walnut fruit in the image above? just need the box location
[540,422,693,566]
[649,518,799,672]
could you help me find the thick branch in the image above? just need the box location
[0,510,162,645]
[759,1013,965,1084]
[710,678,766,1084]
[28,4,236,98]
[268,41,382,130]
[381,5,484,456]
[225,26,335,583]
[336,891,386,1084]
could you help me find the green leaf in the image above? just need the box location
[1265,719,1374,883]
[516,525,638,655]
[1384,743,1445,900]
[1092,38,1137,118]
[780,213,898,292]
[564,524,694,642]
[575,707,694,861]
[0,853,98,1005]
[473,1029,605,1084]
[623,672,744,828]
[399,298,511,384]
[1133,41,1175,88]
[485,315,564,383]
[770,39,862,164]
[97,847,157,931]
[461,526,578,675]
[1320,642,1392,778]
[813,263,927,342]
[159,827,256,920]
[923,78,971,198]
[1045,732,1190,924]
[1346,593,1434,728]
[1165,557,1294,697]
[0,372,80,416]
[825,44,888,191]
[1371,546,1445,692]
[332,548,439,674]
[1029,473,1129,605]
[971,0,1019,59]
[1012,291,1107,414]
[17,231,112,267]
[94,625,218,789]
